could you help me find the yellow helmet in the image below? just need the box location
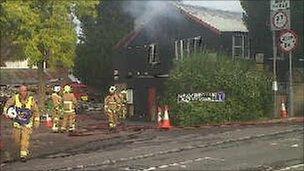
[109,86,116,94]
[53,85,61,93]
[63,85,72,93]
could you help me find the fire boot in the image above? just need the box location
[68,124,76,132]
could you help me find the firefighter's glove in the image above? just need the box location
[2,107,9,119]
[33,117,40,128]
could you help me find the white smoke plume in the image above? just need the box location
[122,1,176,30]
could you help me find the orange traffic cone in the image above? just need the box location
[157,106,163,128]
[45,114,53,128]
[280,99,288,118]
[161,105,172,129]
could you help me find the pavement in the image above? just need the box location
[0,113,303,170]
[0,111,154,163]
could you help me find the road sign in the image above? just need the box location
[270,0,290,11]
[270,10,290,31]
[278,30,298,52]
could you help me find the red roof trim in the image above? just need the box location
[113,29,143,50]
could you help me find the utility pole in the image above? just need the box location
[272,32,278,117]
[289,51,294,116]
[270,0,291,118]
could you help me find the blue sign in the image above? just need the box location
[178,91,225,103]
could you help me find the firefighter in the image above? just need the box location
[118,90,127,125]
[104,86,121,132]
[51,85,62,133]
[2,84,40,161]
[61,85,77,132]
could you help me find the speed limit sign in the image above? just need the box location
[278,30,298,52]
[271,10,290,30]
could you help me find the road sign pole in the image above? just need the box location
[272,31,278,118]
[288,51,294,116]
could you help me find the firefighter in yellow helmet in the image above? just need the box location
[51,85,63,133]
[61,85,77,132]
[104,86,121,132]
[2,84,40,162]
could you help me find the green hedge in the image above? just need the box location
[162,53,273,126]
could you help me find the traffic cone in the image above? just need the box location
[280,99,288,118]
[157,106,163,128]
[45,114,53,128]
[161,105,172,129]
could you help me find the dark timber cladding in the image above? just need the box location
[113,2,249,120]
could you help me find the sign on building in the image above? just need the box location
[270,0,290,11]
[278,29,298,53]
[177,91,225,103]
[270,9,290,31]
[126,89,133,104]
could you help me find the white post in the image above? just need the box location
[272,31,278,118]
[180,40,184,60]
[175,41,179,60]
[289,51,294,116]
[241,34,245,58]
[187,39,190,58]
[232,35,235,59]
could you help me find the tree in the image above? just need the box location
[75,1,133,97]
[0,0,98,111]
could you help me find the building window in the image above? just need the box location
[232,34,249,59]
[175,36,203,60]
[148,43,159,65]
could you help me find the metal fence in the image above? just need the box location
[277,82,304,116]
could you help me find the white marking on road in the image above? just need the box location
[180,160,193,164]
[194,158,204,162]
[270,142,277,146]
[57,128,303,171]
[144,166,156,171]
[291,144,299,148]
[204,156,225,162]
[76,165,84,169]
[277,163,304,171]
[140,156,225,171]
[158,165,169,169]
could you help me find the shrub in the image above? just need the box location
[162,53,273,126]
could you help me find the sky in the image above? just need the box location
[183,0,244,13]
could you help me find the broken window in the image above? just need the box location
[148,43,159,65]
[175,36,204,60]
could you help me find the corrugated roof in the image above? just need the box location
[175,3,248,32]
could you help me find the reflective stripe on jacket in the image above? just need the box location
[63,101,74,113]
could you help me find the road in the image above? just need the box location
[1,122,303,171]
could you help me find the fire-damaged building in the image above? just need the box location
[113,2,249,120]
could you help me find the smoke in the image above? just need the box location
[122,1,176,30]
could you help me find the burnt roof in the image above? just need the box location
[114,2,248,49]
